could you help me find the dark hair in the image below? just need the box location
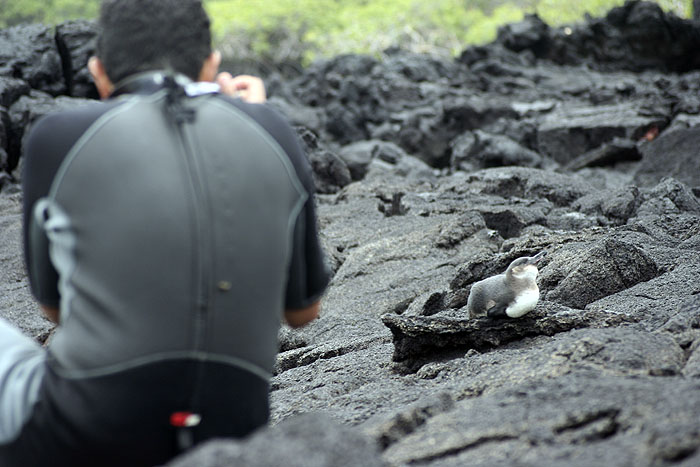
[97,0,212,83]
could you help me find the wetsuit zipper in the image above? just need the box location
[174,116,212,353]
[170,100,215,436]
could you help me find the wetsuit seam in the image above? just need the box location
[205,99,308,203]
[47,95,156,199]
[47,351,272,382]
[204,98,309,275]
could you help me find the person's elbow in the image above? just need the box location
[284,300,321,328]
[40,304,60,324]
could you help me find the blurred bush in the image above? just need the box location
[0,0,693,68]
[206,0,526,66]
[0,0,98,28]
[206,0,693,68]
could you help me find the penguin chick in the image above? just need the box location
[466,251,547,319]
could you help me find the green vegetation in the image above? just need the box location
[207,0,525,62]
[207,0,693,65]
[0,0,694,64]
[0,0,98,28]
[536,0,689,23]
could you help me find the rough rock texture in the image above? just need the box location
[382,305,627,370]
[536,101,666,163]
[451,130,544,171]
[0,77,31,109]
[0,107,10,173]
[634,125,700,189]
[496,1,700,73]
[167,413,386,467]
[0,20,99,174]
[0,24,65,96]
[7,91,93,172]
[2,3,700,467]
[0,192,53,342]
[55,20,99,99]
[382,374,700,466]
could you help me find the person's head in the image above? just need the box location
[89,0,221,98]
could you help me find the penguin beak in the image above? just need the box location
[528,251,547,265]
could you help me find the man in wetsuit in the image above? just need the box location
[0,1,330,465]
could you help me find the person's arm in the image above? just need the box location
[284,300,321,328]
[23,115,65,322]
[281,204,329,329]
[226,100,332,328]
[23,103,115,325]
[41,305,60,324]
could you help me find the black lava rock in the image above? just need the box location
[166,413,386,467]
[55,20,99,99]
[635,126,700,189]
[0,24,65,95]
[7,91,94,172]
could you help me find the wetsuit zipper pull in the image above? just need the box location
[170,411,202,451]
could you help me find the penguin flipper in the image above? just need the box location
[486,303,509,319]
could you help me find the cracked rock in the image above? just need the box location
[383,374,700,467]
[572,185,642,225]
[307,150,352,194]
[536,101,666,164]
[364,392,455,449]
[450,130,544,171]
[477,202,549,238]
[7,91,93,172]
[54,20,99,99]
[167,412,386,467]
[564,137,641,171]
[635,126,700,189]
[543,238,659,309]
[0,77,30,109]
[635,177,700,218]
[381,303,626,369]
[0,24,64,95]
[467,167,595,207]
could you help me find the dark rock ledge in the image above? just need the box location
[382,305,632,372]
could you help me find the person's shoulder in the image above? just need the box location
[28,100,119,141]
[214,94,291,129]
[212,95,314,190]
[24,100,127,180]
[212,95,302,154]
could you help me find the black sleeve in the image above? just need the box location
[23,114,66,307]
[22,101,115,307]
[222,97,331,309]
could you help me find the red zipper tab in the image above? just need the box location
[170,411,202,428]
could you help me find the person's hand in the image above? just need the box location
[216,73,267,103]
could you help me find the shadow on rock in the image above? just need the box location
[166,413,386,467]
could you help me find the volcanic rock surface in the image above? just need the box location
[1,2,700,466]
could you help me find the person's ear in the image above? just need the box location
[198,50,222,82]
[88,56,114,99]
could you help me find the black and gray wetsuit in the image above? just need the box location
[0,73,330,467]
